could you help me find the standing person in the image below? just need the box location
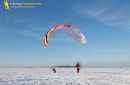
[75,62,81,73]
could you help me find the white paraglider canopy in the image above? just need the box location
[43,23,86,46]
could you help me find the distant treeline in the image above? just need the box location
[55,65,74,68]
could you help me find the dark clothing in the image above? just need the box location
[52,68,56,73]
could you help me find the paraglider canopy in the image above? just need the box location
[43,23,86,46]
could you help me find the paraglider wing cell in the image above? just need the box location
[43,24,62,46]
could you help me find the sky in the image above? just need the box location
[0,0,130,68]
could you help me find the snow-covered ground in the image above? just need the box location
[0,68,130,85]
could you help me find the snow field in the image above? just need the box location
[0,68,130,85]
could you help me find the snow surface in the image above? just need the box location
[0,68,130,85]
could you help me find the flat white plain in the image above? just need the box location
[0,68,130,85]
